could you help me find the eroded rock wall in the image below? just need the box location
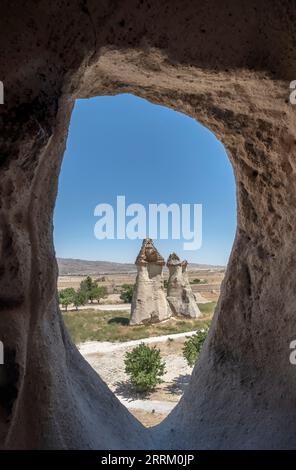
[0,0,296,450]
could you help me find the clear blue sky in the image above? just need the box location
[54,94,236,266]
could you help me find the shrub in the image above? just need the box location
[183,328,209,367]
[124,343,166,393]
[120,284,134,303]
[190,278,208,284]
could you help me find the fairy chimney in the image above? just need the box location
[166,253,201,318]
[130,239,171,325]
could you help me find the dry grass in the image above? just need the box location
[63,303,215,344]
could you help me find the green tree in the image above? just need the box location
[73,289,88,310]
[92,285,108,304]
[80,275,93,291]
[183,328,209,367]
[120,284,134,303]
[58,288,76,311]
[124,343,166,393]
[80,276,97,303]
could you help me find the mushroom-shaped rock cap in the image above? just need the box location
[167,252,182,267]
[181,260,188,271]
[135,238,165,266]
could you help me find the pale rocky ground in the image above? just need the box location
[79,334,194,427]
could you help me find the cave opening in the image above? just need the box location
[53,93,236,428]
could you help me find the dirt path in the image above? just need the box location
[65,303,131,312]
[78,330,197,354]
[63,293,211,313]
[118,397,176,414]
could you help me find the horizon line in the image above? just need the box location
[56,256,226,268]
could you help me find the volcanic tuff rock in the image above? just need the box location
[166,253,201,318]
[1,0,296,451]
[130,239,171,325]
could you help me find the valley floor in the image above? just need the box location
[79,332,195,427]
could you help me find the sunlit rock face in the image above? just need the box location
[166,253,201,318]
[130,239,171,325]
[1,0,296,451]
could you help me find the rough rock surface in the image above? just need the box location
[130,239,171,325]
[1,0,296,450]
[167,253,201,318]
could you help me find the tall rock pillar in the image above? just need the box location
[166,253,201,318]
[130,239,171,325]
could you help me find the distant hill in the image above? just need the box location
[57,258,136,275]
[57,257,225,276]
